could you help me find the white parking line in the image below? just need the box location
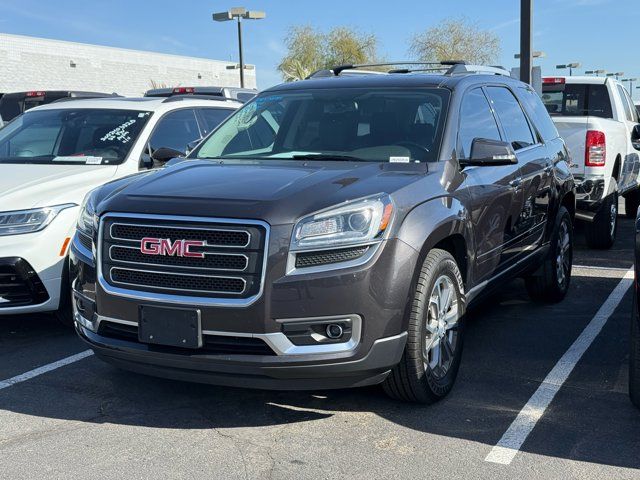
[485,268,634,465]
[0,350,93,391]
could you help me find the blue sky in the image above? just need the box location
[1,0,639,96]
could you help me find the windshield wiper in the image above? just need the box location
[291,154,367,162]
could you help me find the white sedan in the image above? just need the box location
[0,95,240,323]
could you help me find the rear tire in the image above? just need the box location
[525,206,573,303]
[383,249,465,404]
[630,306,640,409]
[584,192,617,249]
[625,189,640,219]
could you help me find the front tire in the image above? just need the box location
[383,249,465,404]
[584,192,617,249]
[525,206,573,303]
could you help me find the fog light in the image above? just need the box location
[325,323,344,339]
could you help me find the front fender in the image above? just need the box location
[395,196,473,287]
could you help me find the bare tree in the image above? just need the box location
[409,17,501,65]
[149,79,170,89]
[278,26,380,81]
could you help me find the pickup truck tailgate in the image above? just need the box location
[553,117,588,176]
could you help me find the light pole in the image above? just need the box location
[606,72,625,80]
[585,69,606,76]
[556,62,581,76]
[623,78,638,98]
[520,0,533,84]
[213,7,266,88]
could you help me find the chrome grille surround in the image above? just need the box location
[97,213,270,307]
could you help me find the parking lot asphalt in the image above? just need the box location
[1,210,639,480]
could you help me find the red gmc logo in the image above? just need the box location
[140,237,205,258]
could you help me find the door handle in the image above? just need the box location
[543,163,553,173]
[509,177,522,189]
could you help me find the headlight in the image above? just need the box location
[291,194,394,251]
[77,190,99,237]
[0,204,76,237]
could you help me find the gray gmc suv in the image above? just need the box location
[70,62,575,403]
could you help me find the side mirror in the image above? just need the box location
[186,138,203,155]
[632,124,640,141]
[461,138,517,167]
[151,146,185,164]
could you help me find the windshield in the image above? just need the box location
[0,108,152,165]
[194,87,450,163]
[541,84,613,118]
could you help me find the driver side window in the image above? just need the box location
[149,109,201,154]
[458,88,502,159]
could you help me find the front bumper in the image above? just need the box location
[70,228,418,390]
[76,319,407,390]
[0,207,79,314]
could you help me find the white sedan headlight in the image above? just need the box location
[0,204,76,237]
[291,194,394,251]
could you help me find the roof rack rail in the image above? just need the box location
[307,60,466,78]
[445,64,511,77]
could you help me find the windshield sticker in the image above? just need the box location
[100,119,137,144]
[52,156,103,164]
[389,156,410,163]
[53,156,89,163]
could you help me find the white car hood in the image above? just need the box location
[0,164,119,211]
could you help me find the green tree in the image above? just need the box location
[278,26,380,81]
[409,17,501,66]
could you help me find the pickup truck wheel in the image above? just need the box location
[584,192,617,249]
[383,249,465,404]
[631,307,640,409]
[525,206,572,303]
[624,189,640,219]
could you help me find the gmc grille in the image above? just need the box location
[100,216,267,300]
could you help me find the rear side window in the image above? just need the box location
[517,87,559,142]
[617,85,638,122]
[486,86,535,150]
[541,83,613,118]
[150,109,201,153]
[458,88,502,159]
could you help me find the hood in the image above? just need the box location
[1,164,118,211]
[98,160,433,225]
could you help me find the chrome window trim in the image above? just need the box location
[109,222,251,248]
[97,213,270,308]
[109,266,247,295]
[108,244,249,272]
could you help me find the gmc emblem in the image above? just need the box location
[140,237,205,258]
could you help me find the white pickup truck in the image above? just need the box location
[541,76,640,248]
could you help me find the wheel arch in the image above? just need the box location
[396,197,472,290]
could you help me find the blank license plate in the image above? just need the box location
[139,305,201,349]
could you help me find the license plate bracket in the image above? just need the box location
[139,305,202,349]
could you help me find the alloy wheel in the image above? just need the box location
[424,275,460,379]
[556,219,571,287]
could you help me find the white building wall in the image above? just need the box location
[0,33,256,96]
